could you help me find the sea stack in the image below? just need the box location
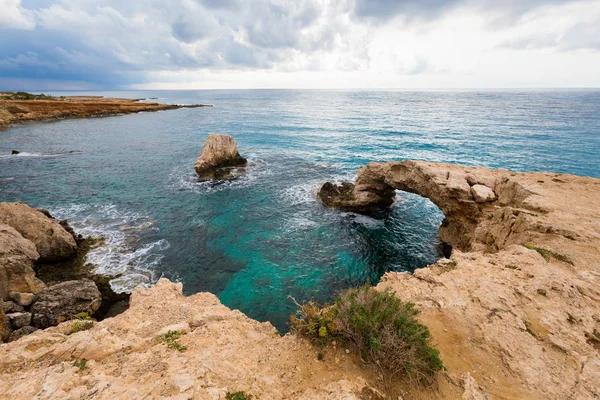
[194,134,247,180]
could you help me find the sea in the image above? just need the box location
[1,89,599,331]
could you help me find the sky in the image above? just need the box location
[0,0,599,90]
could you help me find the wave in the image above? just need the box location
[0,150,83,159]
[50,203,168,293]
[279,181,320,206]
[169,158,272,194]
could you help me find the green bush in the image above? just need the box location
[225,391,252,400]
[290,285,444,385]
[157,330,187,352]
[73,359,87,371]
[68,320,94,334]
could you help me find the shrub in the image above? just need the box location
[290,285,444,385]
[73,359,87,371]
[68,320,94,334]
[75,312,91,320]
[524,244,573,265]
[226,392,252,400]
[157,330,187,352]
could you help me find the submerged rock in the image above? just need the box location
[194,134,247,180]
[0,203,77,261]
[30,279,101,328]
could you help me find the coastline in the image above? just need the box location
[1,161,599,399]
[0,95,211,130]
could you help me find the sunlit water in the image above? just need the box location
[1,89,599,331]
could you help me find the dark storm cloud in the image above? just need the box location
[0,0,338,88]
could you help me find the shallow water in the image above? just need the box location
[1,89,599,331]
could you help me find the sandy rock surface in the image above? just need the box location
[0,279,384,399]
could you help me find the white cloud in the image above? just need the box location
[0,0,35,29]
[0,0,599,89]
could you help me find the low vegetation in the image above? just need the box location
[73,359,87,371]
[157,330,187,352]
[67,313,94,335]
[525,244,573,265]
[290,285,444,385]
[225,391,252,400]
[0,91,58,100]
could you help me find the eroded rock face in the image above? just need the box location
[318,160,570,252]
[0,203,77,261]
[194,134,247,180]
[317,164,396,213]
[30,279,101,328]
[0,224,45,300]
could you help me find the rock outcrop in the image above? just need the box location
[320,160,600,399]
[0,279,384,399]
[0,162,599,399]
[0,202,119,342]
[0,203,77,261]
[30,280,102,328]
[194,134,247,180]
[0,224,45,300]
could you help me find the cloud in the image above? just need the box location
[0,0,599,89]
[0,0,35,29]
[496,1,600,52]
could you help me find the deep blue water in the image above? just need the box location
[1,90,599,331]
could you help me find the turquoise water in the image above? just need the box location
[1,90,599,331]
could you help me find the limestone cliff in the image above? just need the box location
[1,161,599,399]
[321,160,600,399]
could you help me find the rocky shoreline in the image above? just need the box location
[0,94,211,130]
[1,161,599,399]
[1,202,128,343]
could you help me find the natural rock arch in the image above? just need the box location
[318,160,547,253]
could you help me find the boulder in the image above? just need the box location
[3,301,24,314]
[6,312,31,330]
[10,292,35,307]
[0,224,45,300]
[8,325,37,342]
[194,134,247,180]
[471,184,497,203]
[0,202,77,261]
[30,280,101,328]
[0,307,9,343]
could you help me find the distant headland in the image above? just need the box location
[0,91,211,130]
